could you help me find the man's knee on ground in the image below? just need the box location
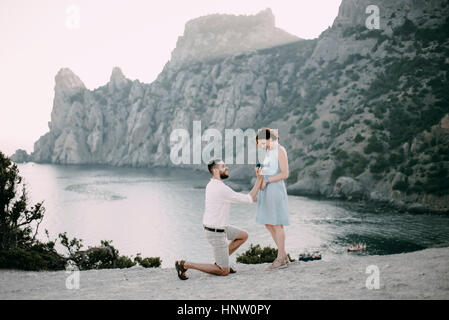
[215,264,230,276]
[220,267,230,276]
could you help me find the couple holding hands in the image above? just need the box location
[176,127,290,280]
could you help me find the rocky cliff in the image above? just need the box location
[23,1,449,212]
[169,8,301,67]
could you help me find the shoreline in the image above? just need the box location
[1,246,448,299]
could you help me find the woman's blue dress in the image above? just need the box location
[256,146,290,226]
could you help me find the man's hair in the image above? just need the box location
[207,158,223,174]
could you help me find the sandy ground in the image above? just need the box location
[1,247,448,299]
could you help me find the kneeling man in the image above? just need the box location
[175,159,262,279]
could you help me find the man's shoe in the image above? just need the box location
[175,260,189,280]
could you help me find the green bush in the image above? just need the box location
[287,168,300,184]
[133,254,162,268]
[370,155,389,174]
[332,148,349,161]
[0,243,66,271]
[424,166,449,195]
[139,257,162,268]
[305,156,317,166]
[304,126,316,135]
[348,152,369,176]
[331,166,346,182]
[354,133,365,143]
[389,151,405,166]
[364,135,384,154]
[116,255,137,269]
[289,125,297,134]
[392,179,409,192]
[330,123,339,137]
[236,244,294,264]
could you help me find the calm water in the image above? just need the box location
[17,163,449,268]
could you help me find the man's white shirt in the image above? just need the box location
[202,178,253,228]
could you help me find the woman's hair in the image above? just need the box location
[256,127,279,145]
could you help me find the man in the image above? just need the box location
[175,159,262,280]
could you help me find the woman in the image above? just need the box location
[255,128,290,270]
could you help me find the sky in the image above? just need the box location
[0,0,341,156]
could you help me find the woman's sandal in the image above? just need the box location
[265,257,288,271]
[175,260,189,280]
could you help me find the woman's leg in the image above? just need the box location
[265,224,275,238]
[272,225,287,259]
[265,224,286,259]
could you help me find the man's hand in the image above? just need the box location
[249,170,263,202]
[260,177,266,191]
[254,167,266,191]
[251,194,258,202]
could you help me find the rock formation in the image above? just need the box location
[169,8,301,67]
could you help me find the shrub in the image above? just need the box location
[116,255,137,269]
[332,149,349,161]
[304,126,316,135]
[330,123,340,137]
[364,135,384,154]
[348,152,369,176]
[133,254,162,268]
[424,166,449,195]
[354,133,365,143]
[139,257,162,268]
[287,168,300,184]
[305,156,317,166]
[331,166,345,182]
[0,243,66,271]
[389,152,405,166]
[370,156,389,174]
[393,180,409,192]
[236,244,294,264]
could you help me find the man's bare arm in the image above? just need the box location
[249,176,263,202]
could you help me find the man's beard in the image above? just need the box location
[220,170,229,179]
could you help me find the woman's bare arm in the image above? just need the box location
[266,146,289,183]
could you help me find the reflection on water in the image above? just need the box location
[17,163,449,268]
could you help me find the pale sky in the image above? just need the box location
[0,0,341,156]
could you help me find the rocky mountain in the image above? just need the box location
[169,8,301,67]
[17,1,449,212]
[10,149,31,163]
